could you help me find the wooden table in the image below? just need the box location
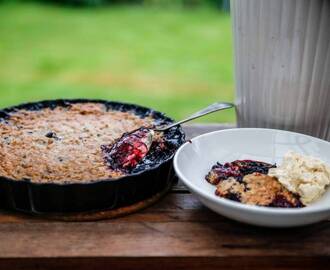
[0,124,329,270]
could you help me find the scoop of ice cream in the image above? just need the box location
[268,151,330,205]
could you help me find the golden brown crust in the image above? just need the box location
[215,173,302,207]
[0,103,155,183]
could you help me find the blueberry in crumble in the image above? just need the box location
[206,160,276,184]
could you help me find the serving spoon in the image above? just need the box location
[103,102,234,171]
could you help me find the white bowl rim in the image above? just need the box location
[174,127,330,216]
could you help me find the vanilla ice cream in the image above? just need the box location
[268,151,330,205]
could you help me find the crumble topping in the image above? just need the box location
[215,173,303,207]
[0,103,156,183]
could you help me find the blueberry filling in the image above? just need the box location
[101,127,179,174]
[101,127,152,172]
[224,192,241,202]
[206,160,276,184]
[268,194,304,208]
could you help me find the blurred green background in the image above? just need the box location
[0,0,235,122]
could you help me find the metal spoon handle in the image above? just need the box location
[155,102,234,132]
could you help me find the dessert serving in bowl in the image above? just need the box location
[0,99,185,215]
[174,128,330,227]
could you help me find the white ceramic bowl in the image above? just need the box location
[174,128,330,227]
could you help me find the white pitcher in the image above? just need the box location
[231,0,330,140]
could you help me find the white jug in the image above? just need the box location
[231,0,330,140]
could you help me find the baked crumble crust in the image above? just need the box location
[215,173,304,207]
[0,103,156,183]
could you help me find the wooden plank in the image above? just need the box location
[171,180,189,192]
[0,193,329,258]
[1,257,329,270]
[6,193,327,224]
[0,219,330,258]
[0,194,218,223]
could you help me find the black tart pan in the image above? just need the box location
[0,99,185,214]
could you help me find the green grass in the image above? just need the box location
[0,2,235,122]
